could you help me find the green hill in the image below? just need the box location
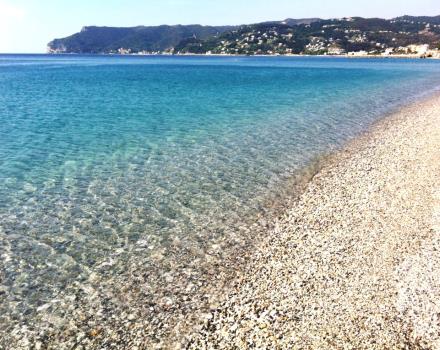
[47,25,236,54]
[47,16,440,55]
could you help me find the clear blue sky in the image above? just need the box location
[1,0,440,53]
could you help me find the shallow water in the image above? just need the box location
[1,55,440,346]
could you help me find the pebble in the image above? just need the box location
[4,94,440,350]
[188,94,440,348]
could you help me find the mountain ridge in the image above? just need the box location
[47,16,440,55]
[48,24,237,54]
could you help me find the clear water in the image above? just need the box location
[1,54,440,346]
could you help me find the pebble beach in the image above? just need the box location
[187,93,440,349]
[2,56,440,349]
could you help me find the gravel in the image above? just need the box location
[187,94,440,349]
[4,94,439,349]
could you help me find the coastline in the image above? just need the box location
[2,56,440,349]
[187,93,440,348]
[46,52,440,60]
[176,53,440,60]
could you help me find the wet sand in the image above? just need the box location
[187,93,440,349]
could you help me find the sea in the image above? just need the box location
[1,54,440,347]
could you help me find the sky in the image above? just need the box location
[1,0,440,53]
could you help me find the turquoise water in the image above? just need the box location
[1,54,440,346]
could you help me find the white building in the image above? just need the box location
[407,44,429,55]
[118,48,132,55]
[382,48,394,56]
[327,46,346,55]
[348,50,368,56]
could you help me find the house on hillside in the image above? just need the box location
[407,44,429,55]
[327,45,346,55]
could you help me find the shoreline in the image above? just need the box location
[187,92,440,348]
[3,67,440,349]
[18,91,440,350]
[43,52,440,60]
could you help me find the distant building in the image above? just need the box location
[118,48,132,55]
[407,44,429,55]
[327,45,346,55]
[348,50,368,56]
[426,48,440,59]
[382,48,395,56]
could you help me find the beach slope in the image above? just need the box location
[188,94,440,349]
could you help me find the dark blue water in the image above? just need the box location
[1,54,440,346]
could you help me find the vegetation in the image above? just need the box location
[48,16,440,55]
[48,25,235,54]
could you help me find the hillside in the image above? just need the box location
[47,25,236,54]
[175,17,440,55]
[47,16,440,55]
